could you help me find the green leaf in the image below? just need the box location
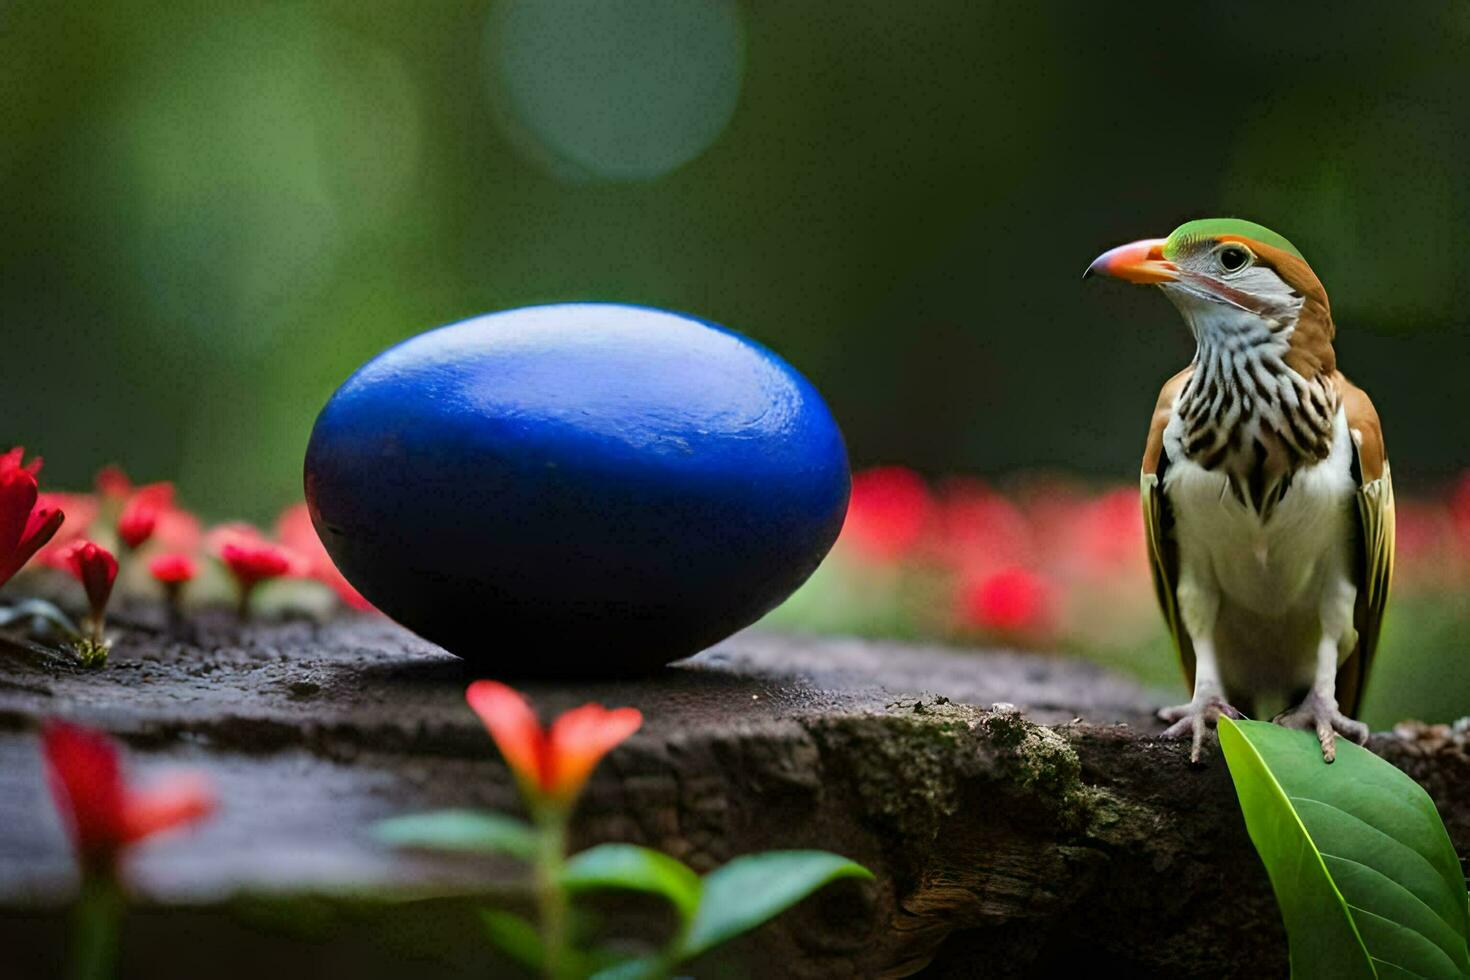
[374,810,536,861]
[0,597,83,639]
[480,909,544,972]
[587,956,664,980]
[680,851,873,960]
[1219,718,1470,979]
[562,843,703,923]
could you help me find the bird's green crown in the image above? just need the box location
[1162,218,1303,262]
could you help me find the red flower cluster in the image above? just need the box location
[832,467,1152,645]
[3,461,372,621]
[824,464,1470,654]
[42,720,214,876]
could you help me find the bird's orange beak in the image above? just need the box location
[1084,238,1178,284]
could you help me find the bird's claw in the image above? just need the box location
[1158,695,1244,763]
[1273,695,1368,763]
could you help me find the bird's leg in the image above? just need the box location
[1273,583,1367,762]
[1158,579,1242,763]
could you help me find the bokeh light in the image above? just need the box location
[106,5,423,356]
[484,0,745,182]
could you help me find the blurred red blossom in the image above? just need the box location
[218,539,298,587]
[94,465,133,502]
[931,479,1035,576]
[34,493,98,568]
[42,720,214,876]
[1029,485,1144,577]
[1394,500,1446,569]
[204,522,267,555]
[1076,488,1145,568]
[1447,472,1470,557]
[149,553,196,622]
[840,466,934,561]
[117,483,175,550]
[151,506,202,555]
[210,524,304,616]
[276,503,375,612]
[958,566,1051,633]
[0,450,66,588]
[148,553,197,585]
[466,680,642,806]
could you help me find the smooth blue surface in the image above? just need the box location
[305,303,850,674]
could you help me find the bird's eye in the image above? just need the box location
[1218,246,1251,273]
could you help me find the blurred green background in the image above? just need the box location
[5,0,1470,724]
[7,0,1470,517]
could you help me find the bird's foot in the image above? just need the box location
[1273,693,1368,763]
[1158,694,1244,763]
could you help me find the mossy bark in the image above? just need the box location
[1,609,1465,978]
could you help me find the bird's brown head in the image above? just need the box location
[1085,217,1335,377]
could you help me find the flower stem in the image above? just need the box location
[533,806,570,979]
[68,874,121,980]
[163,584,182,629]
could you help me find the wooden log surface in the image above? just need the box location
[1,607,1467,979]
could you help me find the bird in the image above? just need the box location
[1085,218,1394,763]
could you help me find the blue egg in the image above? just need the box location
[305,303,850,675]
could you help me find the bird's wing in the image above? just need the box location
[1335,375,1394,718]
[1141,368,1196,690]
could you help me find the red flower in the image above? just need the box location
[42,720,214,876]
[117,483,175,550]
[0,450,66,587]
[1395,499,1448,575]
[59,541,119,623]
[219,539,296,588]
[959,566,1051,632]
[465,681,642,806]
[152,506,202,555]
[841,467,934,562]
[1448,472,1470,557]
[148,553,197,585]
[34,493,98,568]
[0,446,43,477]
[933,480,1034,576]
[276,502,375,612]
[94,465,132,501]
[210,525,304,617]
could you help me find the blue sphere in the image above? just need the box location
[304,303,850,675]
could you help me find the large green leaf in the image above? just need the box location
[374,809,537,861]
[679,851,873,959]
[562,843,703,922]
[1219,718,1470,979]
